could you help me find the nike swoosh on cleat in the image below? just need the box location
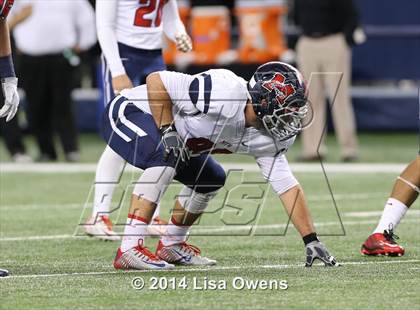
[145,261,168,268]
[173,250,192,263]
[378,242,400,248]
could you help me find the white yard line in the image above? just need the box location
[1,259,419,280]
[0,163,406,173]
[344,210,420,218]
[1,218,419,242]
[0,192,388,211]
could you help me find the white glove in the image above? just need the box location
[0,77,20,122]
[175,33,193,53]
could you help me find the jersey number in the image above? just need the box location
[134,0,165,28]
[186,138,232,154]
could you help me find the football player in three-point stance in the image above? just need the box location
[0,0,19,277]
[361,156,419,256]
[84,0,192,240]
[96,61,338,270]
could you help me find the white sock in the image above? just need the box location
[152,204,161,221]
[161,217,189,246]
[92,146,125,218]
[121,214,149,252]
[373,198,408,234]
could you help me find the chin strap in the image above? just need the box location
[397,176,420,193]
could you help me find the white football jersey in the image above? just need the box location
[113,0,166,49]
[121,69,299,194]
[96,0,186,76]
[158,69,296,158]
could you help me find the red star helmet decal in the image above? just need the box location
[261,73,296,106]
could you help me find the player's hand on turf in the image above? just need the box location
[175,33,193,53]
[112,74,133,95]
[160,124,190,163]
[305,241,340,267]
[0,77,20,122]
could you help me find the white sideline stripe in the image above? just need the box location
[1,218,418,242]
[0,163,406,173]
[344,210,420,218]
[2,259,419,280]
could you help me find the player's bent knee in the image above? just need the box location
[197,164,227,194]
[272,175,299,196]
[178,186,219,214]
[133,166,176,204]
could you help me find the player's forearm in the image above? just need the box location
[0,20,11,57]
[146,73,173,128]
[96,0,126,77]
[279,185,315,237]
[97,28,125,77]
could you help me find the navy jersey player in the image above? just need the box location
[95,61,339,269]
[0,0,18,277]
[85,0,192,240]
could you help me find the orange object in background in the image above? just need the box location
[235,1,288,64]
[190,6,230,65]
[163,1,190,65]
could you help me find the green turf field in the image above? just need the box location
[1,161,419,309]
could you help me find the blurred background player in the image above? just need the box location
[294,0,364,162]
[84,0,192,240]
[361,156,420,256]
[9,0,96,162]
[0,0,19,277]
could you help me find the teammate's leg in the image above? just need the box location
[84,146,125,241]
[362,156,420,256]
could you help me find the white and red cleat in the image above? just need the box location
[84,215,120,241]
[156,240,216,266]
[114,244,174,270]
[146,216,168,237]
[361,229,405,256]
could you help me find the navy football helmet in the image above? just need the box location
[248,62,308,140]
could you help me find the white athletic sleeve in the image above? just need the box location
[256,155,299,195]
[162,0,187,42]
[158,71,199,115]
[96,0,126,77]
[74,0,97,51]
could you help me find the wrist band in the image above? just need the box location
[159,123,176,134]
[0,55,16,78]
